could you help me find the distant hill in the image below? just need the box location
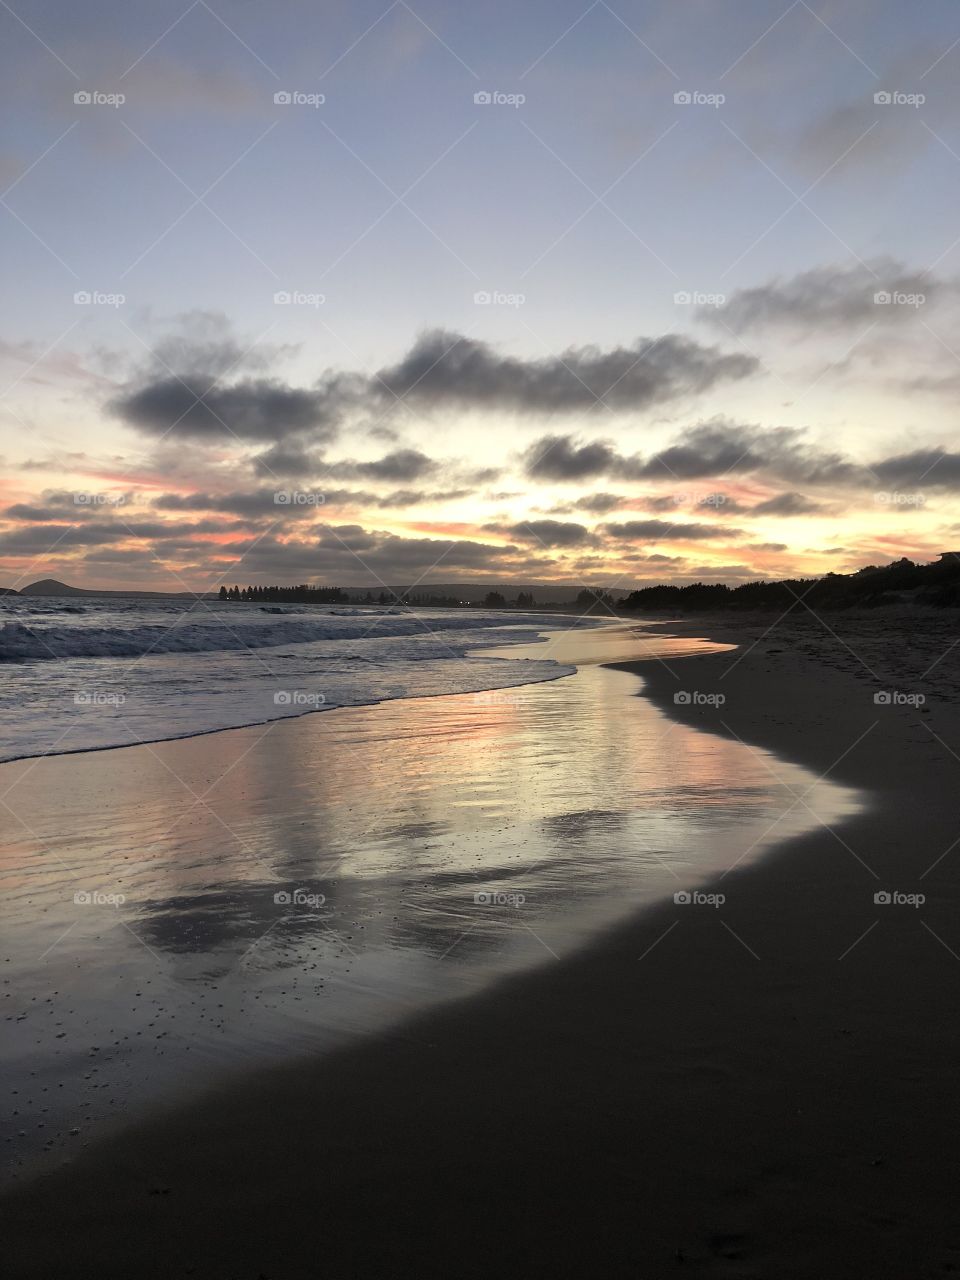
[0,586,19,596]
[18,579,207,600]
[20,579,88,597]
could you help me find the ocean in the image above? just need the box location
[0,596,598,762]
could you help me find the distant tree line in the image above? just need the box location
[215,557,960,613]
[219,584,347,602]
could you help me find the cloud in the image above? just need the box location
[601,519,739,541]
[0,518,249,553]
[107,311,354,444]
[226,527,559,583]
[569,492,626,514]
[375,488,473,508]
[546,492,626,515]
[146,311,296,381]
[111,377,344,442]
[523,423,870,488]
[350,448,438,482]
[523,435,623,481]
[153,490,328,518]
[485,519,596,548]
[872,449,960,490]
[749,491,828,516]
[109,325,758,451]
[374,329,757,414]
[792,50,960,179]
[250,442,328,478]
[705,260,946,335]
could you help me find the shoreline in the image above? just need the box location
[4,617,959,1277]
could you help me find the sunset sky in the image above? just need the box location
[3,0,960,592]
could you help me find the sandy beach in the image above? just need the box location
[3,613,959,1278]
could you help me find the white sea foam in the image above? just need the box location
[0,606,557,662]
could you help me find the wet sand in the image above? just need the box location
[3,616,960,1277]
[2,624,856,1177]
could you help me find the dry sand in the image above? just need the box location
[3,612,960,1278]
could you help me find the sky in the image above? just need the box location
[3,0,960,592]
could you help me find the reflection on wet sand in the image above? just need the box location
[0,627,860,1178]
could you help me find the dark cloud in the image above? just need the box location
[111,377,344,442]
[375,488,473,508]
[601,519,739,541]
[523,435,623,481]
[316,524,380,553]
[208,529,557,584]
[0,516,257,554]
[250,442,328,478]
[351,449,437,482]
[545,492,626,516]
[107,311,352,444]
[81,548,162,564]
[0,524,122,551]
[687,564,757,579]
[485,519,596,548]
[749,491,827,516]
[633,423,862,486]
[570,493,626,514]
[375,329,757,414]
[109,326,757,452]
[523,423,871,489]
[152,485,472,516]
[153,490,333,517]
[872,449,960,490]
[6,503,93,522]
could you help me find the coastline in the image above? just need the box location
[4,616,959,1277]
